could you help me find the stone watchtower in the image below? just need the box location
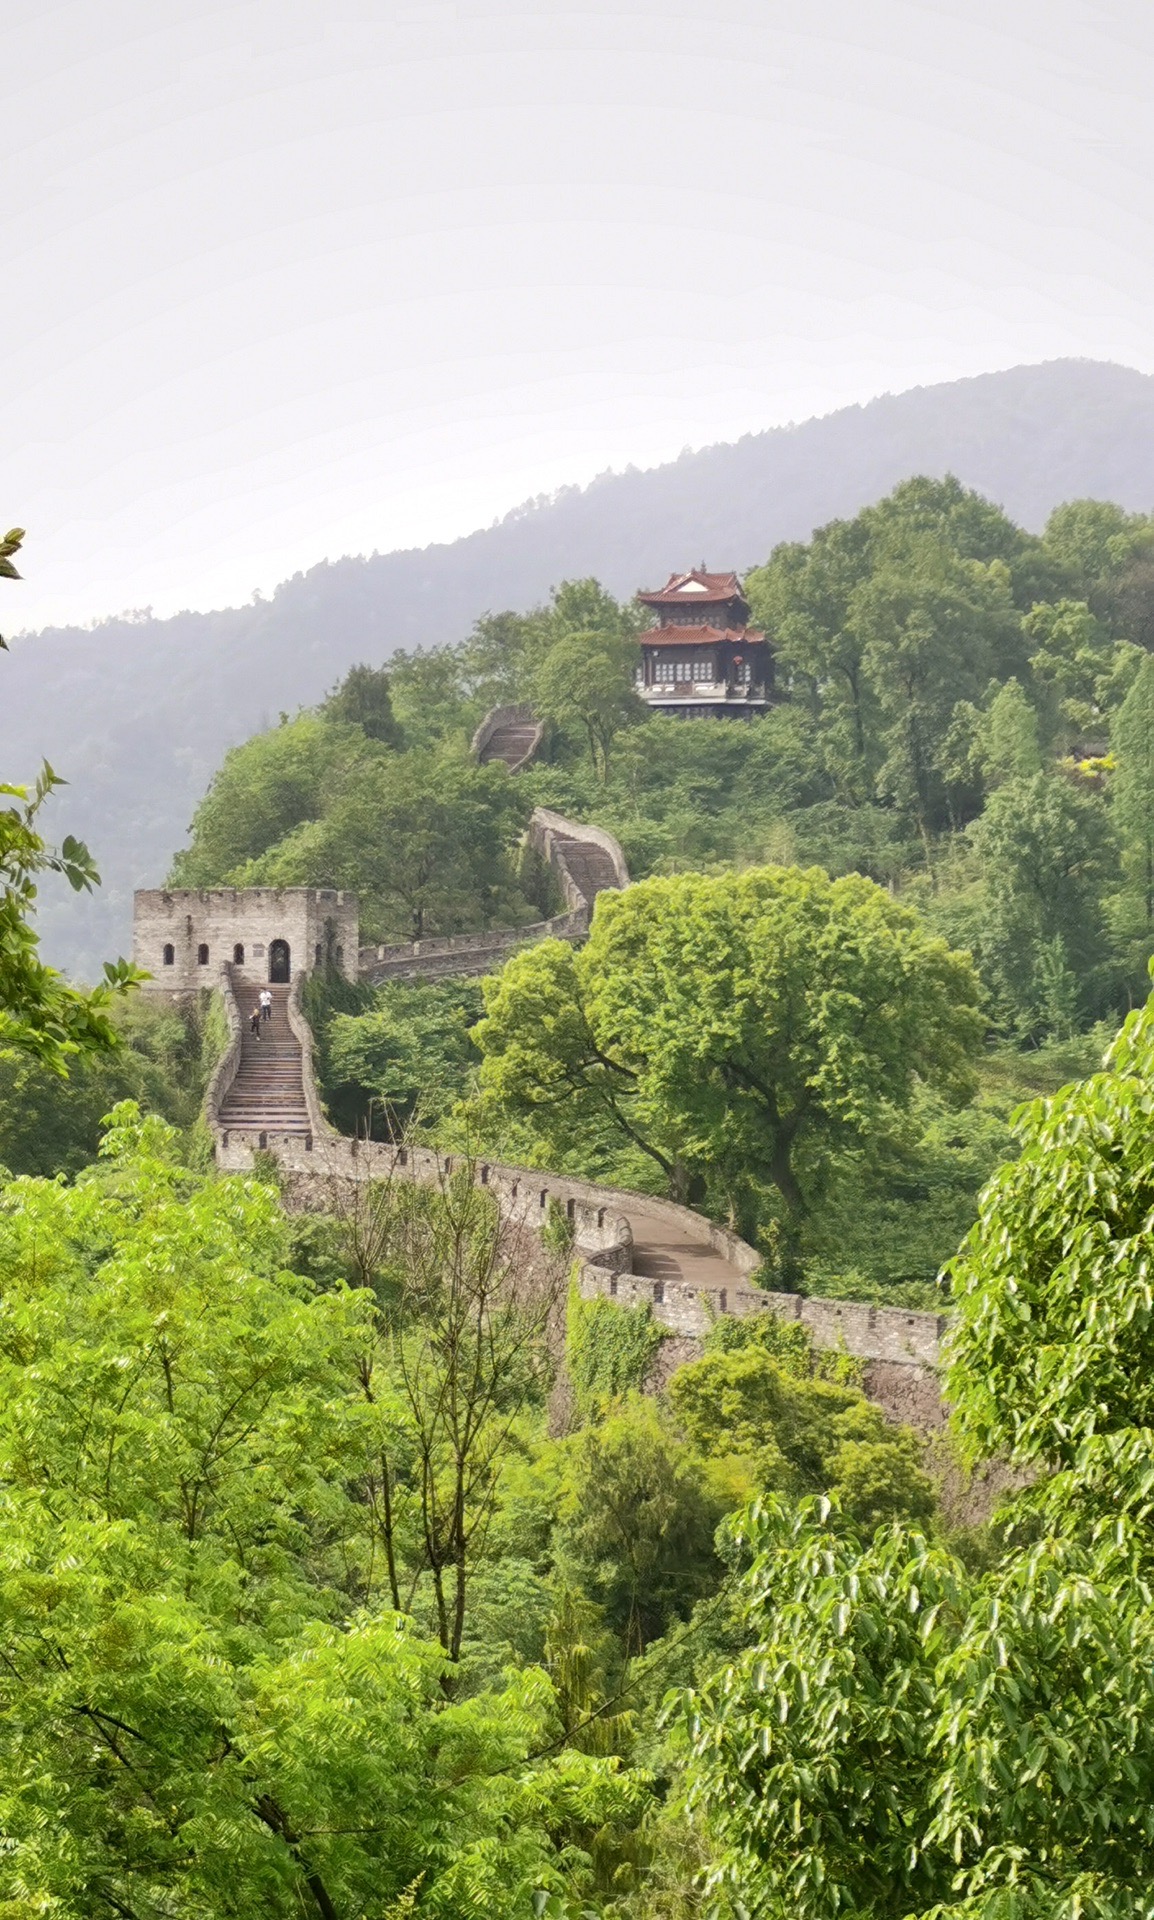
[133,887,360,991]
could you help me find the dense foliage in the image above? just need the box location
[161,476,1154,1294]
[18,475,1154,1908]
[1,529,141,1066]
[678,977,1154,1920]
[472,866,982,1266]
[0,1109,938,1916]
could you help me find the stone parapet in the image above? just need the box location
[215,1118,945,1379]
[203,964,244,1133]
[527,808,630,910]
[357,910,588,984]
[135,886,359,989]
[470,703,547,772]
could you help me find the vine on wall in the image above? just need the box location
[565,1280,666,1421]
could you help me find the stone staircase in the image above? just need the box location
[217,980,310,1136]
[550,830,621,908]
[480,718,540,769]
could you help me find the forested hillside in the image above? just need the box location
[10,356,1154,975]
[8,482,1154,1906]
[148,473,1154,1303]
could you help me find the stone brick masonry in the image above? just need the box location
[134,887,360,991]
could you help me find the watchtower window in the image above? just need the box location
[162,943,174,967]
[197,943,209,966]
[233,943,245,965]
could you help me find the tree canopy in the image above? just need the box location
[472,865,981,1254]
[1,529,141,1069]
[679,977,1154,1920]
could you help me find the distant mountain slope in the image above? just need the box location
[7,357,1154,976]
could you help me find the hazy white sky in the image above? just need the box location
[3,0,1154,630]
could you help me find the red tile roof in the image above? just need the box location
[640,624,766,648]
[638,569,747,607]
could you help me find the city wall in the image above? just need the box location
[208,969,947,1417]
[469,703,547,772]
[352,807,627,984]
[358,909,588,985]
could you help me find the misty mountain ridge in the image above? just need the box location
[6,356,1154,976]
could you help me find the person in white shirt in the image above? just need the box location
[259,987,273,1024]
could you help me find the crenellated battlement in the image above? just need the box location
[133,886,360,990]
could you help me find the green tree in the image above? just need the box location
[247,749,527,941]
[1111,650,1154,930]
[359,1163,561,1664]
[851,540,1021,850]
[746,477,1046,821]
[533,630,643,780]
[668,1318,934,1530]
[681,983,1154,1920]
[323,978,482,1135]
[386,644,478,749]
[473,868,981,1248]
[1021,596,1132,745]
[555,1395,724,1654]
[972,769,1119,1037]
[0,1105,645,1917]
[462,578,641,714]
[322,660,402,744]
[0,992,212,1176]
[1,530,141,1068]
[171,712,353,886]
[1042,496,1154,612]
[978,675,1043,787]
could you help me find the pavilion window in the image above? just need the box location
[162,944,174,967]
[197,943,209,966]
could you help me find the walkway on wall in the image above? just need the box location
[217,981,309,1136]
[211,978,736,1289]
[548,823,621,906]
[477,712,541,770]
[625,1200,739,1291]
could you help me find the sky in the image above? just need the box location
[3,0,1154,631]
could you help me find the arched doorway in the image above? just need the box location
[269,939,291,983]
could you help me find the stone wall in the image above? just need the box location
[135,887,360,990]
[572,1267,944,1368]
[470,703,547,771]
[209,931,948,1414]
[526,807,631,907]
[357,909,588,985]
[203,964,244,1133]
[351,802,627,984]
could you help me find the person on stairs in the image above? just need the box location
[250,1004,262,1037]
[259,986,273,1024]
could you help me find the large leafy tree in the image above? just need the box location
[532,629,643,780]
[1,529,141,1067]
[170,712,356,886]
[746,477,1042,839]
[971,768,1119,1038]
[1111,650,1154,935]
[0,1106,644,1917]
[321,660,402,744]
[241,748,528,941]
[472,866,981,1243]
[680,983,1154,1920]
